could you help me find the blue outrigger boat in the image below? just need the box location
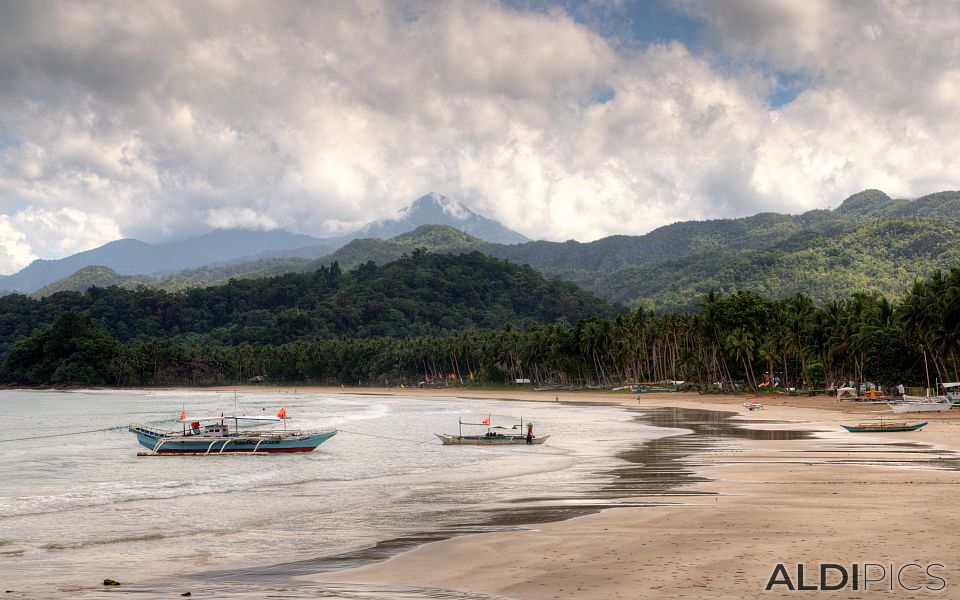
[129,408,336,455]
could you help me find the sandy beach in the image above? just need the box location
[198,385,960,599]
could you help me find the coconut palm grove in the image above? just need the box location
[1,248,957,393]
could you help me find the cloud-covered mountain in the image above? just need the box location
[0,194,526,293]
[347,193,528,245]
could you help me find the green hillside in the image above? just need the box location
[33,225,484,296]
[0,251,621,357]
[584,218,960,311]
[32,266,148,297]
[32,189,960,311]
[482,190,960,310]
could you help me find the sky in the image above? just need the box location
[1,0,959,274]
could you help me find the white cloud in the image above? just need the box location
[0,215,36,275]
[205,207,279,231]
[0,0,958,274]
[9,207,121,259]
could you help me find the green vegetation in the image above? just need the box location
[3,254,958,391]
[32,266,148,297]
[581,217,960,311]
[36,189,960,312]
[0,251,620,377]
[7,189,960,389]
[3,312,118,385]
[31,224,487,296]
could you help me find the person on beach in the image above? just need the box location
[526,422,533,444]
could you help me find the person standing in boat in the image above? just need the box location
[526,422,534,444]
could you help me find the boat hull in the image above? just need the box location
[842,422,927,432]
[129,425,337,454]
[435,433,550,445]
[887,397,952,413]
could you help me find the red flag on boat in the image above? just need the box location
[179,409,186,421]
[277,407,287,419]
[482,416,490,425]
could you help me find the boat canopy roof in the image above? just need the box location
[459,422,518,429]
[180,415,283,423]
[941,382,960,388]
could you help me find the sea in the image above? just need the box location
[0,389,678,598]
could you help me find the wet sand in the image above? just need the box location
[257,387,960,599]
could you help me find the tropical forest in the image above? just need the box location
[2,245,959,393]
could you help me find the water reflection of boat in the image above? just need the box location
[841,418,927,433]
[129,409,337,455]
[436,416,549,445]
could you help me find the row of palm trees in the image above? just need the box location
[104,269,960,389]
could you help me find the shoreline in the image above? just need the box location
[8,386,960,598]
[277,388,960,599]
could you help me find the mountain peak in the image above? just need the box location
[402,193,473,221]
[350,194,528,245]
[835,189,892,215]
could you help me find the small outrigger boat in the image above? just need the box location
[436,416,549,445]
[743,397,763,411]
[841,418,928,433]
[129,408,337,455]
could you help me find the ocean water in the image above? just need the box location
[0,389,670,598]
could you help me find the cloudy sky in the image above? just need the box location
[0,0,958,274]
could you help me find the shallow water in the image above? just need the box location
[0,389,671,598]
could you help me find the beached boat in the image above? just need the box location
[888,395,952,413]
[129,409,337,455]
[436,417,549,445]
[939,382,960,405]
[841,419,928,433]
[743,398,763,411]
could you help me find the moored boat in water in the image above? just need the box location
[129,408,337,455]
[436,416,549,445]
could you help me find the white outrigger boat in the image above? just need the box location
[436,416,549,445]
[887,395,952,413]
[937,382,960,405]
[129,408,337,455]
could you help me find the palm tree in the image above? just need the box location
[725,327,758,392]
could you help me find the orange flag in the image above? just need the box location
[277,407,287,419]
[482,415,490,425]
[179,409,186,421]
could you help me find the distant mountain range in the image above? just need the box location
[0,229,334,294]
[10,188,960,311]
[0,193,527,293]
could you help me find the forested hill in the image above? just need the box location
[30,189,960,311]
[31,224,488,296]
[481,189,960,310]
[0,251,622,358]
[575,217,960,311]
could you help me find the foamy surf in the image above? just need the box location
[0,389,662,598]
